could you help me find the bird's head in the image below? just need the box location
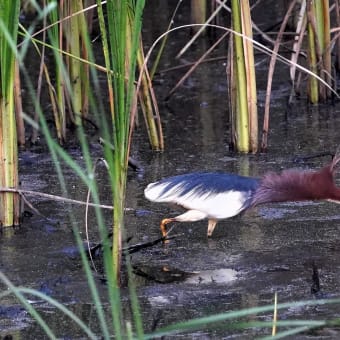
[251,153,340,207]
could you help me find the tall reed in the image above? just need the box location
[0,0,21,226]
[97,0,145,337]
[229,0,257,153]
[45,0,92,142]
[306,0,332,103]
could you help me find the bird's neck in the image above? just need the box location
[251,165,340,207]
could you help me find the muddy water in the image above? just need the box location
[2,3,340,339]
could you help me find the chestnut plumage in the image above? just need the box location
[144,155,340,239]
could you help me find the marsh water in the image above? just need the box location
[2,2,340,339]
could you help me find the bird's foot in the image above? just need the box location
[160,218,173,244]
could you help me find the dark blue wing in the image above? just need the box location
[154,172,259,196]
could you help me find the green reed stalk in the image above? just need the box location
[320,0,331,98]
[97,0,145,337]
[117,4,146,336]
[46,0,66,142]
[14,60,25,146]
[240,0,257,153]
[76,0,91,118]
[137,44,163,150]
[46,0,91,138]
[68,1,82,124]
[306,0,331,102]
[128,6,163,151]
[95,4,123,337]
[306,1,319,103]
[314,0,326,100]
[0,0,20,226]
[231,0,250,153]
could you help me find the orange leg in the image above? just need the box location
[160,217,174,243]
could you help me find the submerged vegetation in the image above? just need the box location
[0,0,340,338]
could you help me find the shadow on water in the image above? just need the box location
[2,2,340,339]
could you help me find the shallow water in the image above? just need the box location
[2,2,340,339]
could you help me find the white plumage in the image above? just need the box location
[144,172,259,238]
[145,182,249,219]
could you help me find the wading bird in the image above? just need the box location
[144,155,340,239]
